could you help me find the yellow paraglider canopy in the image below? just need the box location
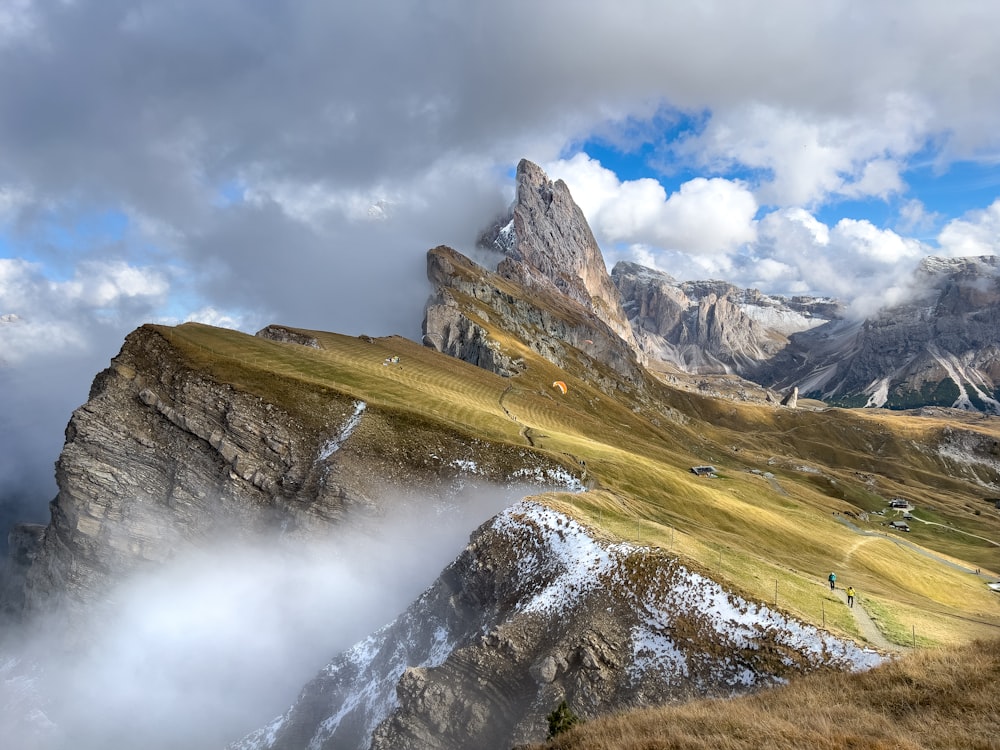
[552,380,568,395]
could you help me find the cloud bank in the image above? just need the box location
[0,485,526,749]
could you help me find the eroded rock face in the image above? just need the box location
[423,161,649,390]
[480,160,636,348]
[423,246,644,388]
[757,256,1000,411]
[613,262,836,375]
[21,327,347,616]
[16,325,583,620]
[233,501,883,750]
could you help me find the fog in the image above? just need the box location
[0,484,532,750]
[0,346,120,552]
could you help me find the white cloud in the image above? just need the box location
[67,260,170,307]
[181,306,252,331]
[0,0,36,46]
[0,258,170,363]
[752,208,928,314]
[546,154,757,255]
[677,95,928,207]
[937,199,1000,257]
[897,199,940,234]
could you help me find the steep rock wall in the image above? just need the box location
[18,325,583,619]
[757,256,1000,411]
[613,261,835,375]
[479,159,636,348]
[423,246,644,388]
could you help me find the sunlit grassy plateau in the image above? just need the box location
[157,320,1000,745]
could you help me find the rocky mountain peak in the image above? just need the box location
[423,160,645,386]
[479,159,635,345]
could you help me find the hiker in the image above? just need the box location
[828,572,836,590]
[846,586,855,608]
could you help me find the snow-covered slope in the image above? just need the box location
[233,500,883,750]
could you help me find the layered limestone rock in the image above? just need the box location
[613,261,836,375]
[423,246,645,388]
[423,162,649,391]
[232,501,883,750]
[757,256,1000,411]
[16,325,582,619]
[20,326,348,616]
[479,159,636,348]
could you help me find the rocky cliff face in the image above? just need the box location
[613,261,837,375]
[480,159,636,347]
[423,161,648,394]
[423,246,644,389]
[755,256,1000,411]
[14,324,582,621]
[232,500,881,750]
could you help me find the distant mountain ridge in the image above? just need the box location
[612,261,839,376]
[438,160,1000,414]
[752,255,1000,412]
[611,251,1000,413]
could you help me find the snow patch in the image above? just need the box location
[318,401,367,460]
[865,377,890,408]
[494,219,516,253]
[493,503,617,614]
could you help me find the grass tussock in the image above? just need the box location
[529,639,1000,750]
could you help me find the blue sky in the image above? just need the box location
[3,0,1000,506]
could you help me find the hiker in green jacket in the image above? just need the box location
[828,572,836,590]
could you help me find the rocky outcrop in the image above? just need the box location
[256,324,320,348]
[15,325,583,620]
[423,246,645,388]
[423,162,652,392]
[232,501,883,750]
[20,327,349,616]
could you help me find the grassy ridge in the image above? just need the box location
[155,322,1000,647]
[528,638,1000,750]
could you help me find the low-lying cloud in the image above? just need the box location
[1,484,535,750]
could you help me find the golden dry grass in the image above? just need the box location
[151,321,1000,647]
[528,638,1000,750]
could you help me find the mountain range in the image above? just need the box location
[1,160,999,749]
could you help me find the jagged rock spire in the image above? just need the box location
[482,159,636,346]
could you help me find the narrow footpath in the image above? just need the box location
[831,585,904,653]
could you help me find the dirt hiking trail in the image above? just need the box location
[832,586,905,653]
